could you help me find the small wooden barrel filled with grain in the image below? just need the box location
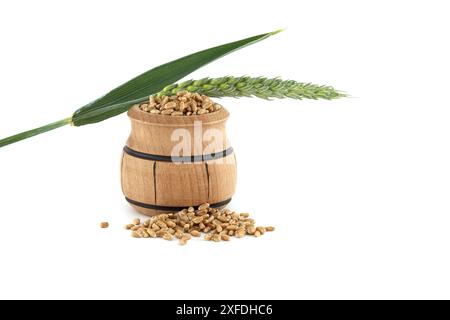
[121,102,237,216]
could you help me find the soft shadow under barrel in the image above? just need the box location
[121,106,237,216]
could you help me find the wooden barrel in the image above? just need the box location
[121,105,237,216]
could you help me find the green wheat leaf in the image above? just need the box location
[0,30,281,148]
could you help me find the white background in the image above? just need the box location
[0,0,449,299]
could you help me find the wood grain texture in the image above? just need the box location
[121,153,155,205]
[154,162,209,206]
[205,154,237,204]
[127,106,230,155]
[121,106,237,216]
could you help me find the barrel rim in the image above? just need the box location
[127,105,230,127]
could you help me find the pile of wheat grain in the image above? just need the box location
[138,92,222,116]
[124,203,274,245]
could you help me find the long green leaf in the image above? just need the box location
[0,30,282,148]
[0,118,71,148]
[72,30,282,126]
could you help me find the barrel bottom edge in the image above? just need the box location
[126,197,232,216]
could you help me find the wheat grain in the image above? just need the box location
[125,203,273,245]
[100,222,109,229]
[138,92,222,116]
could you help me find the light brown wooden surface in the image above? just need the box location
[121,106,237,216]
[121,152,155,205]
[154,162,209,206]
[205,154,237,204]
[127,106,230,155]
